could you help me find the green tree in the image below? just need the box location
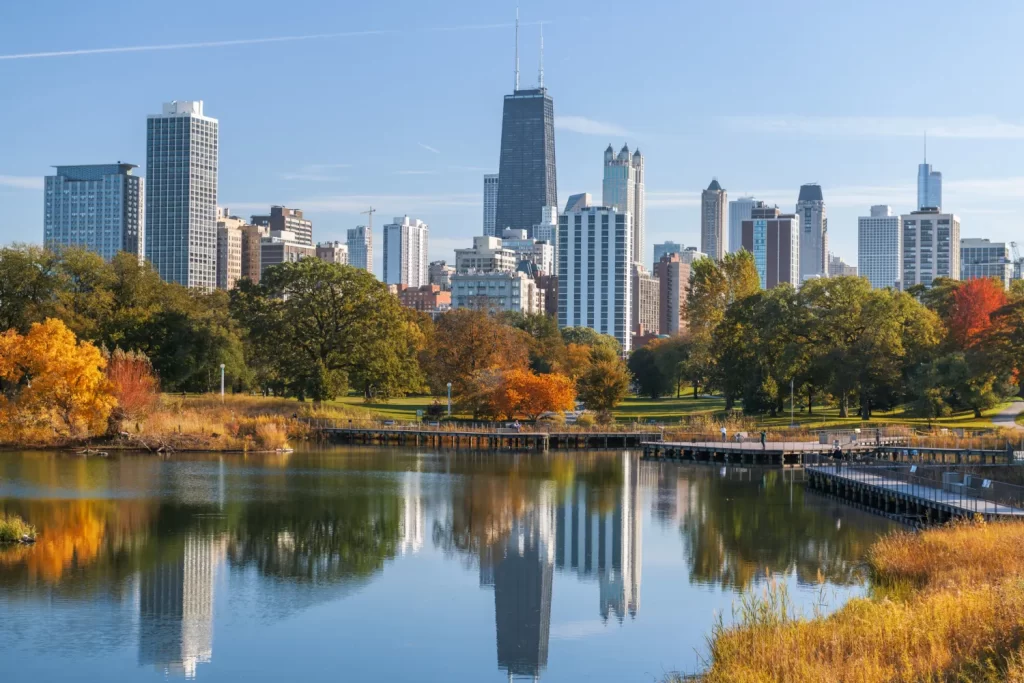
[577,357,630,420]
[0,245,60,332]
[560,327,621,357]
[627,345,670,399]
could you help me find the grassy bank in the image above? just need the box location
[0,514,36,543]
[674,520,1024,682]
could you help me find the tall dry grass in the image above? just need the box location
[673,520,1024,683]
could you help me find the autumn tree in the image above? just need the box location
[104,348,160,431]
[947,277,1007,349]
[494,369,576,419]
[0,318,115,439]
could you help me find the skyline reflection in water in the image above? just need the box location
[0,449,896,682]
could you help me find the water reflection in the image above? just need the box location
[0,450,895,682]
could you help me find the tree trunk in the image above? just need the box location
[725,394,734,411]
[838,393,848,418]
[974,406,983,418]
[807,387,814,415]
[692,382,698,399]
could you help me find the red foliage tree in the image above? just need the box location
[105,349,159,426]
[947,278,1008,349]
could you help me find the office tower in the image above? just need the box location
[316,241,349,265]
[215,223,242,291]
[428,260,455,290]
[145,101,218,291]
[347,225,372,273]
[858,205,902,290]
[728,197,762,254]
[494,17,557,237]
[502,228,555,275]
[251,206,312,246]
[455,236,517,273]
[240,224,268,283]
[483,173,499,236]
[653,241,683,264]
[259,230,316,277]
[700,179,727,261]
[534,205,559,266]
[558,197,634,352]
[796,184,827,280]
[451,270,544,314]
[43,163,144,261]
[960,238,1012,289]
[901,208,960,288]
[631,263,660,337]
[603,144,645,264]
[918,139,942,210]
[741,206,800,289]
[655,253,692,336]
[827,253,858,278]
[383,216,429,287]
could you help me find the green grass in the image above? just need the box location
[612,395,724,423]
[0,514,36,543]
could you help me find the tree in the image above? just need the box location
[947,278,1007,350]
[105,348,159,430]
[0,318,115,439]
[0,245,60,333]
[560,327,621,357]
[495,369,576,419]
[628,345,670,399]
[231,259,422,402]
[577,358,630,419]
[499,311,567,373]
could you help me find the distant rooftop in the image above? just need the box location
[798,184,824,202]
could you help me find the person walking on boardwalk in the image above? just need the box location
[720,426,727,443]
[760,430,766,449]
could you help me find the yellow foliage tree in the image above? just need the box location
[496,369,577,420]
[0,318,115,440]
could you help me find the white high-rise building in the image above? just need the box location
[383,216,429,287]
[483,173,499,236]
[533,205,559,267]
[700,179,727,261]
[602,144,644,264]
[347,225,372,273]
[728,197,762,254]
[145,101,218,291]
[44,164,144,262]
[961,238,1012,289]
[455,235,518,273]
[558,196,634,352]
[858,205,902,290]
[901,208,960,288]
[796,184,827,280]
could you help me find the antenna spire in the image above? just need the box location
[924,131,927,163]
[514,5,520,91]
[538,23,544,88]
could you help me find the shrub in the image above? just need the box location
[575,412,596,428]
[0,514,36,543]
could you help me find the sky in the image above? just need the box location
[2,0,1024,273]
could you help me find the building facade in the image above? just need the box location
[700,179,727,261]
[558,201,634,352]
[631,263,660,337]
[652,241,682,264]
[251,206,312,246]
[827,253,857,278]
[796,184,827,281]
[655,253,691,336]
[728,197,762,254]
[741,206,800,289]
[260,231,316,276]
[901,208,960,288]
[145,101,219,290]
[603,144,645,264]
[44,163,144,261]
[858,205,902,290]
[383,216,428,287]
[215,222,242,291]
[918,159,942,210]
[428,260,455,290]
[483,173,499,236]
[347,225,373,273]
[495,87,557,235]
[240,223,268,283]
[396,284,452,313]
[533,205,559,266]
[502,228,555,275]
[316,241,349,265]
[451,271,544,314]
[961,238,1012,289]
[455,236,518,274]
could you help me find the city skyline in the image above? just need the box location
[4,1,1024,275]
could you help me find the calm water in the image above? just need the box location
[0,449,896,682]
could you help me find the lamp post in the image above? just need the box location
[790,378,795,427]
[220,364,226,402]
[446,382,452,417]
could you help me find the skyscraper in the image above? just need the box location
[533,205,559,266]
[700,179,727,261]
[655,253,692,336]
[858,205,902,290]
[918,138,942,210]
[653,241,683,264]
[44,163,144,261]
[250,206,313,246]
[483,173,499,236]
[603,144,645,264]
[347,225,372,273]
[558,196,634,352]
[796,184,827,280]
[741,206,800,289]
[215,219,242,291]
[728,197,762,254]
[383,216,429,287]
[960,238,1013,289]
[494,17,557,236]
[631,263,659,338]
[901,208,960,288]
[145,101,219,291]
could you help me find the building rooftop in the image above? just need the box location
[798,184,824,202]
[706,179,723,192]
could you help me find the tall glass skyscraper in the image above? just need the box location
[602,144,645,264]
[796,184,827,280]
[145,101,219,291]
[44,163,144,261]
[917,162,942,210]
[347,225,372,273]
[495,87,557,236]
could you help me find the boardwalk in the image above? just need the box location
[322,426,662,451]
[641,439,890,466]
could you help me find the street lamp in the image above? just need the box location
[220,364,226,402]
[446,382,452,417]
[790,378,796,428]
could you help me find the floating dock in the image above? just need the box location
[322,427,662,451]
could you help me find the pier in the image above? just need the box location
[321,426,662,451]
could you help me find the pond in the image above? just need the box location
[0,448,897,682]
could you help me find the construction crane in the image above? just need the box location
[361,206,376,232]
[1012,242,1022,281]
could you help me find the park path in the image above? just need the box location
[992,400,1024,432]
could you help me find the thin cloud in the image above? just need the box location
[279,173,348,182]
[0,21,550,61]
[0,175,43,190]
[555,115,634,137]
[395,170,438,176]
[724,115,1024,140]
[418,143,441,154]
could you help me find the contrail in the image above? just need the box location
[0,21,548,61]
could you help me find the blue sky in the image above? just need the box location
[3,0,1024,272]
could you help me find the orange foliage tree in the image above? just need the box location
[0,318,115,439]
[947,278,1008,349]
[495,369,577,420]
[105,348,160,430]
